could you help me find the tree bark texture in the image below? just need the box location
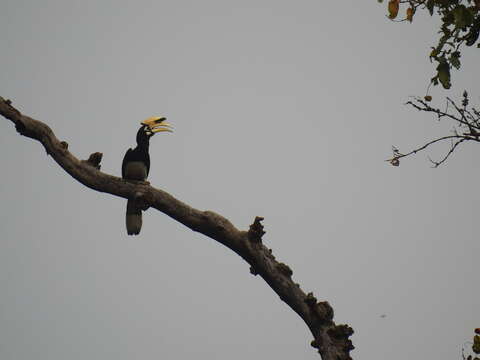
[0,96,354,360]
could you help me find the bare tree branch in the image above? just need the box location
[386,92,480,167]
[0,96,354,360]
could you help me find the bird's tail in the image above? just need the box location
[126,199,142,235]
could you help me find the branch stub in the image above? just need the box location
[248,216,265,243]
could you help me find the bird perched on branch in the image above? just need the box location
[122,116,172,235]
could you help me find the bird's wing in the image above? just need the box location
[122,148,133,178]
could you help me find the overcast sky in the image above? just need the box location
[1,1,479,359]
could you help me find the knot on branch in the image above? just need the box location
[315,301,334,322]
[276,262,293,277]
[327,324,354,339]
[312,324,354,358]
[305,294,335,322]
[326,324,355,355]
[248,216,265,243]
[81,152,103,170]
[267,248,276,260]
[304,292,317,306]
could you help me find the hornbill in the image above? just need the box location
[122,116,172,235]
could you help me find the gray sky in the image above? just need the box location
[1,1,478,359]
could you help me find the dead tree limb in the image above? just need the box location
[0,96,354,360]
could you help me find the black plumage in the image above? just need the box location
[122,125,151,180]
[122,125,153,235]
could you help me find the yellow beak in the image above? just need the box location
[141,116,173,133]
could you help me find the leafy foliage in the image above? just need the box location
[379,0,480,88]
[462,328,480,360]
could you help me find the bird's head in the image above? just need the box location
[136,116,173,144]
[141,116,173,136]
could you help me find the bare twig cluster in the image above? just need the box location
[0,96,353,360]
[387,91,480,167]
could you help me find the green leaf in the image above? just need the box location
[449,51,461,69]
[452,5,474,29]
[473,335,480,354]
[436,59,451,89]
[443,11,455,26]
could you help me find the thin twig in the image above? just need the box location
[388,94,480,167]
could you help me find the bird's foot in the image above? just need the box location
[126,179,150,186]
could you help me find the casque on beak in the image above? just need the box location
[141,116,173,134]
